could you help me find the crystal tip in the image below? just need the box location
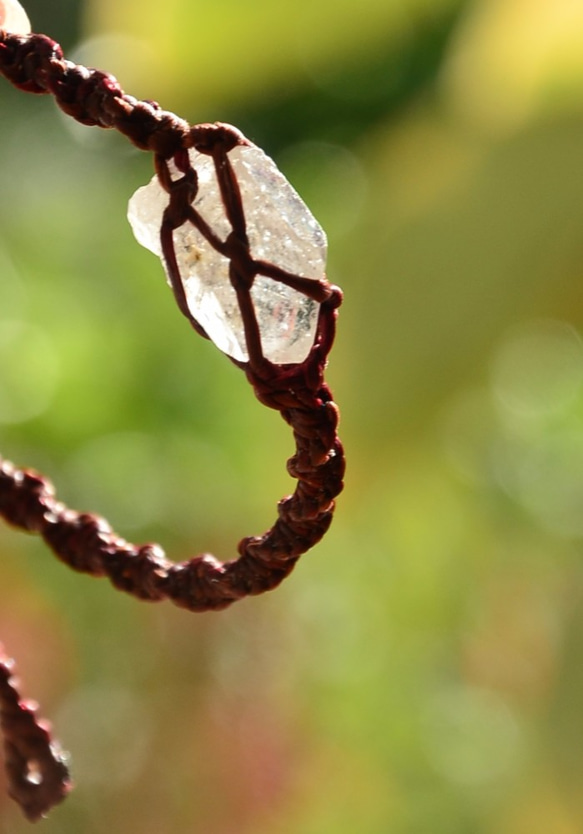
[0,0,31,34]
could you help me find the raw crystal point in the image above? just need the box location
[0,0,31,33]
[127,140,327,364]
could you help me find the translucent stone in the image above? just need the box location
[127,141,327,364]
[0,0,31,33]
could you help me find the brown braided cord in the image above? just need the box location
[0,30,190,155]
[0,346,343,612]
[0,29,246,158]
[0,27,344,610]
[0,647,71,821]
[0,24,344,818]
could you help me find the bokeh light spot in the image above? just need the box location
[64,431,164,531]
[511,427,583,539]
[56,685,151,788]
[491,320,583,420]
[0,320,59,424]
[277,142,368,239]
[423,686,523,785]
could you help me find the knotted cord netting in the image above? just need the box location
[0,23,344,821]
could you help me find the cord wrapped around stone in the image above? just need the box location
[0,23,344,819]
[0,27,345,608]
[0,648,71,821]
[0,285,343,608]
[0,344,344,609]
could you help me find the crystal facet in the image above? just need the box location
[0,0,31,33]
[127,141,327,364]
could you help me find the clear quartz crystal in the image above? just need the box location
[0,0,31,33]
[127,141,327,364]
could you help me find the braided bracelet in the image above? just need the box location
[0,0,344,820]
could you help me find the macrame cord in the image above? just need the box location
[0,22,344,821]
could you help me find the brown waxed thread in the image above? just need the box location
[0,28,344,818]
[0,648,71,821]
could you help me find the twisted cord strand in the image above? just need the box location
[0,30,190,155]
[0,334,343,611]
[0,647,71,821]
[0,24,344,818]
[0,26,345,611]
[0,30,244,157]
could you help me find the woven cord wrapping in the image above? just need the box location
[0,648,71,821]
[0,28,344,818]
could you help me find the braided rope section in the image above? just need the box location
[0,339,343,611]
[0,30,190,155]
[0,647,71,821]
[0,27,345,611]
[0,24,344,819]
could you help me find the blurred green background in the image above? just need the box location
[2,0,583,831]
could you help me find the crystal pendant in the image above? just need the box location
[0,0,31,33]
[127,140,327,365]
